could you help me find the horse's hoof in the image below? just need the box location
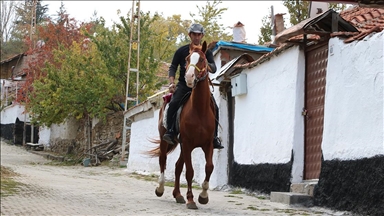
[186,202,198,209]
[175,195,186,204]
[155,188,163,197]
[198,195,209,204]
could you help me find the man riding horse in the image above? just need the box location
[163,23,224,149]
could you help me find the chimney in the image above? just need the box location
[274,13,286,35]
[232,21,246,43]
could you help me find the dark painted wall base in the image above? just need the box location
[229,153,293,194]
[314,155,384,216]
[0,123,14,141]
[0,120,39,144]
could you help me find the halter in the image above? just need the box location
[186,49,208,88]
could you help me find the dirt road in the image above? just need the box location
[0,140,353,216]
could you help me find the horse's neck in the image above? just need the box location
[190,78,211,110]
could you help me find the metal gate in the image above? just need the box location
[304,43,328,180]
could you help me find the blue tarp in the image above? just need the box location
[212,40,274,53]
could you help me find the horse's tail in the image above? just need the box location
[146,137,178,158]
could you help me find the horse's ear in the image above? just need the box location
[202,41,207,53]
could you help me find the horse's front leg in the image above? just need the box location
[155,140,168,197]
[183,148,198,209]
[198,142,214,204]
[173,149,186,203]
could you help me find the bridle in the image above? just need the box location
[186,49,208,88]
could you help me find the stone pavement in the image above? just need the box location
[0,140,354,216]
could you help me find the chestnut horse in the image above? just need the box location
[148,41,215,209]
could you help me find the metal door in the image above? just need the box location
[304,43,328,180]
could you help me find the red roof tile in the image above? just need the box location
[340,6,384,31]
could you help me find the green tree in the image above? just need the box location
[14,0,49,39]
[189,0,231,43]
[1,0,49,60]
[150,14,188,61]
[329,3,347,12]
[283,0,348,26]
[258,14,272,45]
[28,40,117,127]
[283,0,310,25]
[91,11,167,110]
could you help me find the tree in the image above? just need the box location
[15,12,93,107]
[150,14,188,61]
[90,11,168,110]
[27,41,117,127]
[1,1,23,60]
[1,1,20,43]
[283,0,310,25]
[283,0,348,26]
[189,0,231,43]
[258,14,272,45]
[13,0,49,41]
[1,0,49,60]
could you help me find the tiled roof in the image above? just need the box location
[234,43,295,70]
[0,53,24,64]
[233,7,384,70]
[333,6,384,42]
[340,6,384,31]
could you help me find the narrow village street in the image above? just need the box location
[1,140,354,216]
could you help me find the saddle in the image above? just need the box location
[162,92,192,141]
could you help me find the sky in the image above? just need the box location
[46,1,289,44]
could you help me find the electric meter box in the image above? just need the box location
[231,73,247,96]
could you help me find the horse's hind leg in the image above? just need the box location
[173,149,186,203]
[198,146,214,205]
[155,140,168,197]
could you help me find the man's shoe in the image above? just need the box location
[163,131,176,145]
[213,137,224,149]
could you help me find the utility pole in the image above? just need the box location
[121,0,141,164]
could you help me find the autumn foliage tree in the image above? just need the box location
[16,10,94,117]
[28,41,116,127]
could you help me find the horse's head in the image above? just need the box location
[185,41,208,88]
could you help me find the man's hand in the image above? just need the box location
[169,83,176,93]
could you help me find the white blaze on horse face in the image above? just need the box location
[185,52,200,88]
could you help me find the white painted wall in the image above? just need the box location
[38,126,51,146]
[126,104,228,189]
[49,117,80,141]
[0,104,30,124]
[232,46,304,165]
[323,32,384,160]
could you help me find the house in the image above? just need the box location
[0,53,38,144]
[125,41,274,189]
[124,6,382,215]
[219,7,383,215]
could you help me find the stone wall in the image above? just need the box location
[48,111,126,157]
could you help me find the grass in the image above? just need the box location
[246,206,259,211]
[230,189,244,194]
[224,194,243,199]
[0,166,22,197]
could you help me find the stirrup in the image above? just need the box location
[163,132,176,145]
[213,137,224,149]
